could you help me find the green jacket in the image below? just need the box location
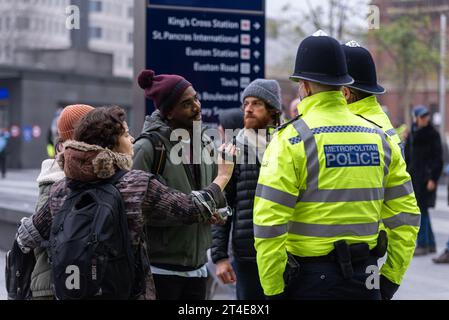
[31,159,65,299]
[133,111,217,269]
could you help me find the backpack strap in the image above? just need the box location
[134,132,167,175]
[106,169,127,185]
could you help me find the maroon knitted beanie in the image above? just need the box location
[137,69,192,114]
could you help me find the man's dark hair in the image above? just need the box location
[351,88,371,101]
[310,82,343,93]
[266,104,281,127]
[74,106,127,150]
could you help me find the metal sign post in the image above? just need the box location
[439,13,446,140]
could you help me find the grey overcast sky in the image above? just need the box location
[266,0,371,33]
[266,0,328,18]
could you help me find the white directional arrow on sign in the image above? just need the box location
[253,22,261,30]
[253,50,260,59]
[253,36,260,44]
[253,65,260,73]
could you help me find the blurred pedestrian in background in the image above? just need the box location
[405,105,443,256]
[433,237,449,263]
[46,107,63,158]
[0,128,11,178]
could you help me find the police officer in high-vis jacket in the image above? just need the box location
[253,32,420,300]
[341,41,402,150]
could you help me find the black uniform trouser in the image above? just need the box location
[285,256,381,300]
[152,274,207,300]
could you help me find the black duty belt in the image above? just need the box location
[291,230,388,265]
[288,231,388,279]
[292,246,379,264]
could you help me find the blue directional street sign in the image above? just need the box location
[22,125,32,142]
[0,88,9,100]
[146,0,265,123]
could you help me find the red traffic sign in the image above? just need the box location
[10,125,20,138]
[32,125,41,138]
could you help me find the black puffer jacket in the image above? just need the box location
[404,123,443,208]
[211,144,260,263]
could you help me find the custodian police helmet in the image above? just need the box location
[290,30,354,86]
[342,41,386,95]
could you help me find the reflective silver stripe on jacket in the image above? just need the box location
[293,119,320,190]
[298,187,384,202]
[375,127,391,180]
[256,184,297,209]
[289,221,379,237]
[385,128,397,137]
[254,223,288,239]
[254,221,379,239]
[382,212,421,229]
[384,180,414,201]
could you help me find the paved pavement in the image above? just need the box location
[0,248,5,300]
[0,170,448,300]
[0,169,39,215]
[394,186,449,300]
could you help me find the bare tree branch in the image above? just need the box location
[329,0,335,37]
[372,34,400,64]
[337,2,346,40]
[306,0,324,31]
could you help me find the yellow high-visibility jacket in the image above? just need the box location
[254,91,420,296]
[348,96,405,234]
[347,95,402,149]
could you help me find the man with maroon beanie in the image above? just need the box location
[133,69,218,300]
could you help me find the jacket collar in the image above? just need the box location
[298,91,348,116]
[36,158,65,185]
[347,95,383,117]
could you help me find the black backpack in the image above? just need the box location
[47,170,136,300]
[4,238,36,300]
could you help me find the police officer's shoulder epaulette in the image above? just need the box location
[276,114,302,133]
[355,114,383,129]
[384,128,398,137]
